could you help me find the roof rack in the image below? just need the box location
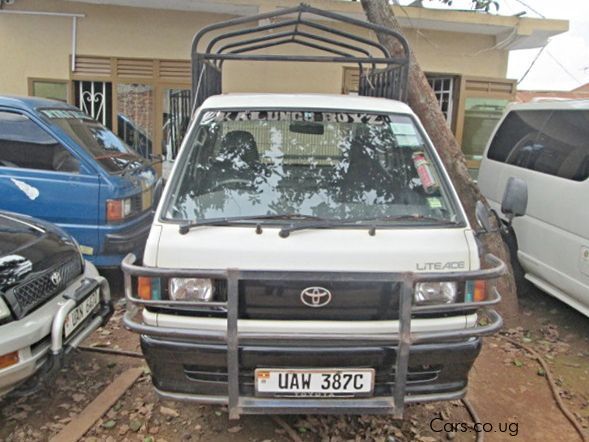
[191,3,410,109]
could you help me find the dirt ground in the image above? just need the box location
[1,274,588,442]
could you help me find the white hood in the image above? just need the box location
[145,223,479,273]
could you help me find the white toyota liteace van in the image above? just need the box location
[479,99,589,317]
[123,94,506,419]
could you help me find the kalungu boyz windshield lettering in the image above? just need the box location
[201,111,388,125]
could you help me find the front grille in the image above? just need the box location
[10,257,83,318]
[238,280,401,320]
[130,192,143,212]
[182,364,441,386]
[130,188,152,214]
[381,364,441,385]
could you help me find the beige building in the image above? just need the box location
[0,0,568,172]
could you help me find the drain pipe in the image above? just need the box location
[0,9,85,72]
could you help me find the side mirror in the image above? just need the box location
[475,200,493,233]
[501,177,528,225]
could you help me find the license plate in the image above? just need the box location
[64,289,100,338]
[255,368,374,397]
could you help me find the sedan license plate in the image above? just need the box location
[255,368,374,397]
[64,289,100,338]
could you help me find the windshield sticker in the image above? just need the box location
[427,197,443,209]
[203,111,388,125]
[396,134,422,147]
[390,122,417,135]
[41,109,93,121]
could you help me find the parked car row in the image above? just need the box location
[1,89,587,410]
[0,96,160,397]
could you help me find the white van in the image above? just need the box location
[122,93,508,419]
[478,100,589,317]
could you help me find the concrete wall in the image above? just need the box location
[0,0,510,97]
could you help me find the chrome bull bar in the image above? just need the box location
[51,276,112,355]
[122,253,506,419]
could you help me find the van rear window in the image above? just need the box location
[488,109,589,182]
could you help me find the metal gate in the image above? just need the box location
[167,89,192,159]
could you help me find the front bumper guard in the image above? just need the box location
[121,253,506,419]
[50,275,113,364]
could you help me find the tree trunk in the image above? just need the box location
[360,0,519,323]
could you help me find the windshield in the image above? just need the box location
[40,108,145,173]
[164,110,459,225]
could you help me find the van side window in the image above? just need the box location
[0,111,80,173]
[487,110,550,164]
[540,110,589,181]
[488,109,589,181]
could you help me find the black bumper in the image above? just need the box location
[104,213,152,254]
[141,335,481,400]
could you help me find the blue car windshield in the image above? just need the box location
[41,108,145,173]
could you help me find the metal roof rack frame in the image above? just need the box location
[191,3,410,110]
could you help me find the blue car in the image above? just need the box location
[0,96,161,268]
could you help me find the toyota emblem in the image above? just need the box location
[50,271,62,287]
[300,287,332,308]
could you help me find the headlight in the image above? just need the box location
[414,282,457,305]
[0,297,12,322]
[169,278,214,301]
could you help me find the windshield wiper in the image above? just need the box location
[278,219,355,238]
[120,157,148,176]
[354,214,455,235]
[276,214,450,238]
[119,161,136,176]
[179,214,324,235]
[356,214,452,224]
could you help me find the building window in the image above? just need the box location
[29,79,68,102]
[74,80,113,129]
[342,67,360,95]
[427,76,454,126]
[116,83,154,159]
[456,77,516,178]
[342,69,455,126]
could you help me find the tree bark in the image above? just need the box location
[360,0,519,323]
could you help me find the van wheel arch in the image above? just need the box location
[501,224,531,296]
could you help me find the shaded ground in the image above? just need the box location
[1,274,587,442]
